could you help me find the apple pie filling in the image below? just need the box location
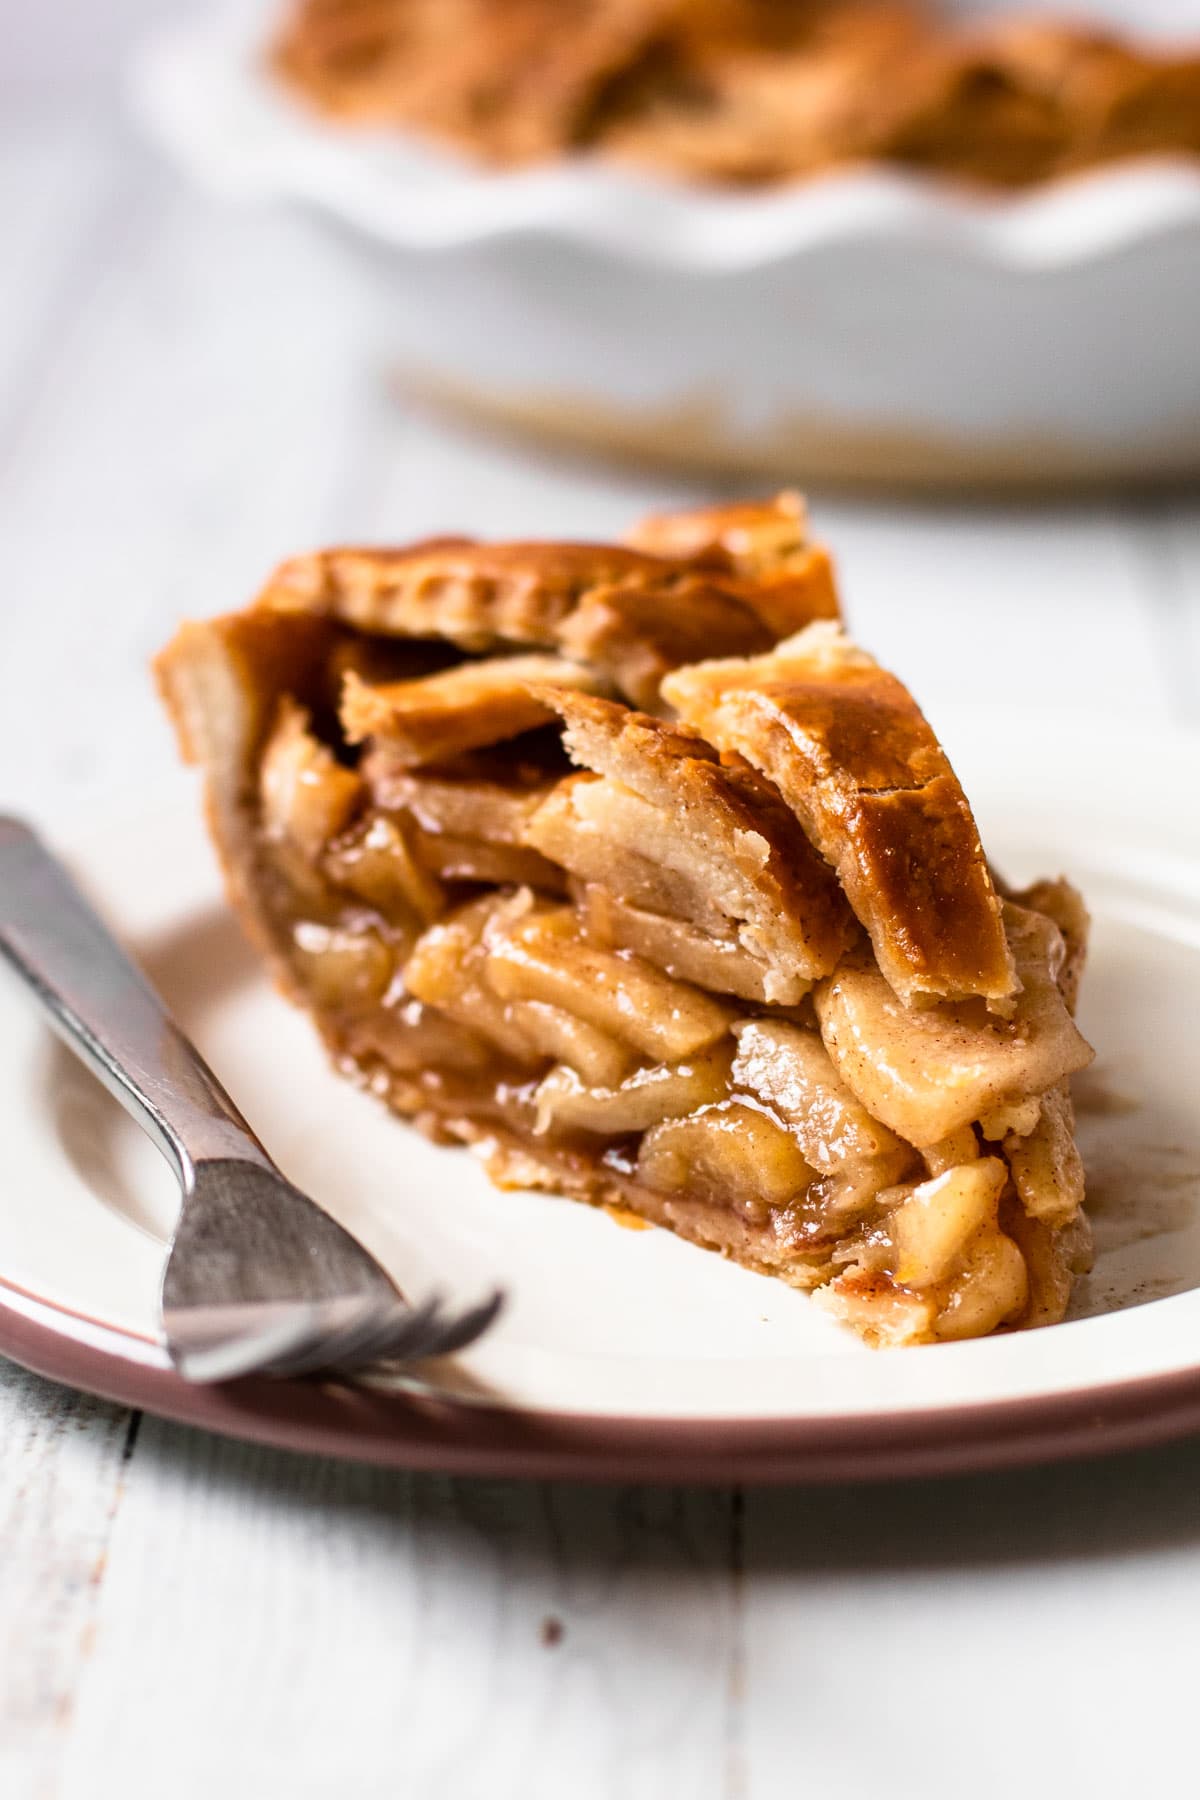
[157,496,1095,1346]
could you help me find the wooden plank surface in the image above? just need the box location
[740,1440,1200,1799]
[0,1368,133,1799]
[2,61,1200,1800]
[58,1427,737,1800]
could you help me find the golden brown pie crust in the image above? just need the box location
[662,628,1016,1006]
[271,0,1200,189]
[260,530,839,709]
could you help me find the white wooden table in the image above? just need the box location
[4,15,1200,1797]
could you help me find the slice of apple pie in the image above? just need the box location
[156,494,1094,1346]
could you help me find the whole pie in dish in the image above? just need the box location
[272,0,1200,189]
[156,494,1095,1347]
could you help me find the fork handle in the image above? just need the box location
[0,817,271,1183]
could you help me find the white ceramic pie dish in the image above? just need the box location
[131,3,1200,490]
[4,708,1200,1481]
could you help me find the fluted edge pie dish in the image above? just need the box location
[155,494,1096,1350]
[130,4,1200,488]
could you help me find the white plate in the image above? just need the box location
[129,4,1200,488]
[3,708,1200,1481]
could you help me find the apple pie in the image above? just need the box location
[156,493,1095,1346]
[272,0,1200,190]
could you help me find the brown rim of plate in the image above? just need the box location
[4,1279,1200,1485]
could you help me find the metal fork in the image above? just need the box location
[0,818,503,1384]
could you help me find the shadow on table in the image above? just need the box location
[115,1396,1200,1577]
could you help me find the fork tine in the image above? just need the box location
[263,1297,407,1380]
[402,1288,506,1361]
[266,1293,449,1380]
[327,1296,449,1374]
[336,1287,505,1375]
[169,1287,506,1383]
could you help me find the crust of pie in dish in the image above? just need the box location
[272,0,1200,190]
[156,492,1096,1348]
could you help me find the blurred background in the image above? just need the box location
[0,0,1198,825]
